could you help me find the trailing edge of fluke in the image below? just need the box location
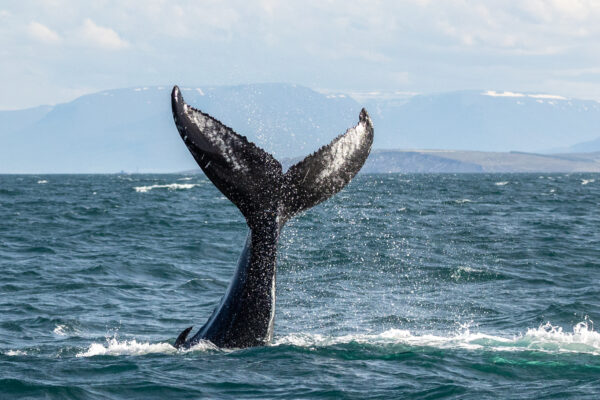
[170,85,373,349]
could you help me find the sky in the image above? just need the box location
[1,0,600,110]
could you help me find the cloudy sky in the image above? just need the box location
[1,0,600,109]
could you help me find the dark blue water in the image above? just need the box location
[1,173,599,399]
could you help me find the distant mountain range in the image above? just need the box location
[1,84,600,173]
[363,90,600,153]
[360,149,600,173]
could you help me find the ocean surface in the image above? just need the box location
[1,173,599,399]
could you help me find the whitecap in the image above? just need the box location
[4,350,27,356]
[134,183,197,193]
[273,320,600,356]
[454,199,472,204]
[495,181,508,186]
[53,324,79,337]
[53,324,68,336]
[77,338,176,357]
[519,321,600,354]
[581,179,595,185]
[76,337,217,357]
[37,180,48,184]
[450,266,481,280]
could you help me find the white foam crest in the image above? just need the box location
[273,321,600,355]
[4,350,27,356]
[134,183,198,193]
[451,266,481,280]
[186,340,220,352]
[520,321,600,353]
[53,324,80,337]
[454,199,472,204]
[76,337,219,357]
[76,338,176,357]
[581,179,595,185]
[495,181,509,186]
[37,180,48,184]
[53,324,68,336]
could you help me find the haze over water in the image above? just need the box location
[1,173,599,399]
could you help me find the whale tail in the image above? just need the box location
[171,85,373,348]
[171,85,373,229]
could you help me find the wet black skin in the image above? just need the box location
[183,217,280,348]
[170,86,373,349]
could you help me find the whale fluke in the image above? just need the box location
[171,86,283,229]
[170,85,373,348]
[281,108,373,223]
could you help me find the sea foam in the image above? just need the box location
[75,321,599,357]
[77,338,177,357]
[4,350,27,356]
[274,321,600,356]
[134,183,198,193]
[76,337,217,357]
[53,324,68,336]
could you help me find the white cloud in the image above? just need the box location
[28,21,61,43]
[79,18,129,50]
[3,0,600,108]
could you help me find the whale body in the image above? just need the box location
[170,86,373,349]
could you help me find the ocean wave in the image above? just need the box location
[77,338,177,357]
[454,199,472,204]
[37,180,48,184]
[4,350,27,356]
[53,324,80,337]
[53,325,68,336]
[76,337,217,357]
[274,321,600,356]
[74,321,599,358]
[495,181,509,186]
[581,179,595,185]
[134,183,198,193]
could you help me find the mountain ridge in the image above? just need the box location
[2,84,600,173]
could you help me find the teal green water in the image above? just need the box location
[1,173,599,399]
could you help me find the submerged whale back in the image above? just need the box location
[170,85,373,348]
